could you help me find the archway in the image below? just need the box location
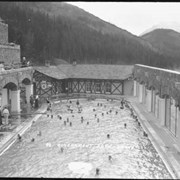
[21,78,31,103]
[163,95,178,137]
[20,78,33,115]
[143,85,156,113]
[1,82,18,111]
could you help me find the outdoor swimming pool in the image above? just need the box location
[0,98,172,178]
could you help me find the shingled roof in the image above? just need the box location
[34,64,133,80]
[34,66,68,79]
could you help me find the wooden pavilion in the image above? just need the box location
[33,64,134,98]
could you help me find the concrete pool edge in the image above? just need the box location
[0,96,179,178]
[129,102,178,179]
[0,105,47,157]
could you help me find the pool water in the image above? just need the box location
[0,98,172,178]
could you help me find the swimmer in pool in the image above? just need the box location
[143,131,148,137]
[37,131,42,136]
[17,134,22,141]
[60,147,64,153]
[96,168,100,176]
[76,99,79,106]
[124,123,127,128]
[108,155,112,162]
[58,115,62,120]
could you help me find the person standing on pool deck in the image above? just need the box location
[34,95,39,109]
[50,103,53,118]
[46,97,50,105]
[96,168,100,176]
[17,134,22,141]
[2,107,10,126]
[30,95,34,108]
[76,99,79,106]
[47,103,52,117]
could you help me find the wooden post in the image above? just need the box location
[122,80,124,95]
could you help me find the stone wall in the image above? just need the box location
[0,22,8,44]
[133,64,180,104]
[0,44,21,64]
[123,80,133,95]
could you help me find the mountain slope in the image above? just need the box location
[0,2,178,68]
[141,29,180,59]
[140,21,180,36]
[14,1,159,52]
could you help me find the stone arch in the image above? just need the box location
[155,90,160,96]
[160,84,170,98]
[1,81,19,113]
[161,94,170,99]
[148,85,160,93]
[139,80,146,85]
[2,77,18,89]
[170,89,179,103]
[148,85,156,90]
[3,82,18,91]
[135,77,141,83]
[22,78,31,85]
[140,80,149,90]
[20,77,32,106]
[19,73,32,84]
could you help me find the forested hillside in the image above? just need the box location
[0,2,178,68]
[141,29,180,59]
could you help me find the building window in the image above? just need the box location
[86,81,91,92]
[105,82,111,93]
[96,82,101,93]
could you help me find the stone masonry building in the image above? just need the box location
[0,20,21,65]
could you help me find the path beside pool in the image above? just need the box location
[127,96,180,179]
[0,104,47,156]
[0,95,180,179]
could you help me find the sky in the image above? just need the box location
[67,2,180,36]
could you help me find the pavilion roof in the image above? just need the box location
[34,66,68,79]
[34,64,134,80]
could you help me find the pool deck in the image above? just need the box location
[127,96,180,179]
[0,104,47,156]
[0,96,180,179]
